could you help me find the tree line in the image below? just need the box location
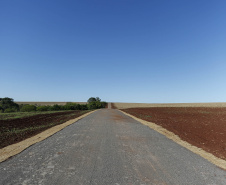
[0,97,107,113]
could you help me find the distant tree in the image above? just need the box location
[87,97,97,103]
[96,97,101,102]
[0,97,19,112]
[87,97,107,109]
[87,101,102,110]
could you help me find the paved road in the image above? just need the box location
[0,109,225,185]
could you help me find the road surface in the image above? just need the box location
[0,109,225,185]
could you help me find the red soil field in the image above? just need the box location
[0,110,88,149]
[121,107,226,160]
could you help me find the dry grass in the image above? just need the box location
[112,102,226,109]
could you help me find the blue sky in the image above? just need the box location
[1,0,226,103]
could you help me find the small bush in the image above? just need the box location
[80,104,88,110]
[4,108,17,113]
[74,104,82,110]
[63,104,71,110]
[63,103,88,110]
[50,104,62,111]
[101,101,107,108]
[19,104,24,110]
[20,105,37,112]
[0,106,3,113]
[37,106,50,111]
[64,102,78,110]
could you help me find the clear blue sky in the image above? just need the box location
[1,0,226,103]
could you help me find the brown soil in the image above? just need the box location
[111,103,117,109]
[121,107,226,160]
[0,110,88,149]
[112,102,226,109]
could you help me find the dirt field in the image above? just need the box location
[0,110,89,149]
[112,102,226,109]
[0,111,72,120]
[121,107,226,160]
[15,102,87,106]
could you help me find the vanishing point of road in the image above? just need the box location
[0,105,225,185]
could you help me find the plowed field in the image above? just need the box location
[0,110,89,149]
[121,107,226,160]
